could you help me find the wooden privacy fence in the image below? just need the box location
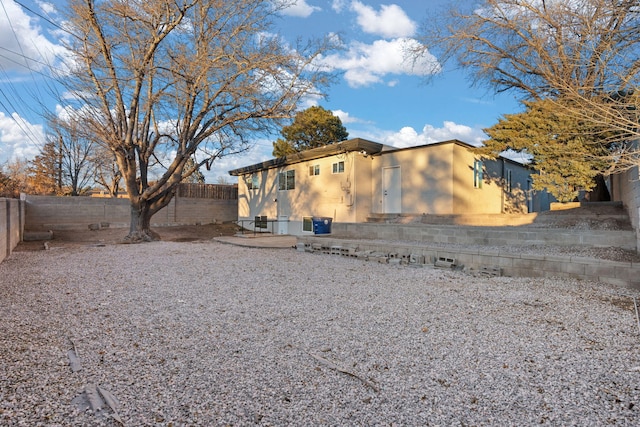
[176,183,238,199]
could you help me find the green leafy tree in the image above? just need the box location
[480,99,610,202]
[272,106,348,157]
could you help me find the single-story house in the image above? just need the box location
[228,138,551,235]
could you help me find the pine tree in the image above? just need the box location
[479,99,610,202]
[181,157,205,184]
[28,141,62,195]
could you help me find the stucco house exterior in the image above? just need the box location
[229,138,550,235]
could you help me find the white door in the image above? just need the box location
[382,166,401,213]
[277,215,288,234]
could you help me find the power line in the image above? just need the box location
[0,0,70,153]
[12,0,73,38]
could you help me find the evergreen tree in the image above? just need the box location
[272,106,349,157]
[28,141,62,195]
[479,99,610,202]
[181,157,205,184]
[415,0,640,174]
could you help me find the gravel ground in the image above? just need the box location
[2,240,640,426]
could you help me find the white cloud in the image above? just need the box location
[0,112,44,163]
[280,0,321,18]
[355,121,486,149]
[203,140,278,183]
[332,109,362,124]
[319,38,440,87]
[350,1,417,38]
[36,1,56,15]
[0,0,67,73]
[331,0,348,13]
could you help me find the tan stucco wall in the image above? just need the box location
[237,141,540,235]
[452,145,533,214]
[371,143,456,215]
[451,144,503,214]
[369,143,533,216]
[238,152,372,233]
[352,154,374,222]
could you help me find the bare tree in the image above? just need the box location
[92,145,122,197]
[47,116,96,195]
[60,0,336,241]
[415,0,640,171]
[215,175,231,185]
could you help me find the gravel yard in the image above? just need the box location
[2,239,640,426]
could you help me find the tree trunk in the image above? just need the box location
[587,174,611,202]
[124,201,161,242]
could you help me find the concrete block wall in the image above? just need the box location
[611,167,640,249]
[1,198,23,263]
[298,236,640,288]
[25,196,131,229]
[169,197,237,225]
[24,194,237,230]
[331,222,637,251]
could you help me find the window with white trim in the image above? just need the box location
[332,161,345,174]
[474,160,484,188]
[309,165,320,176]
[278,170,295,190]
[245,173,259,190]
[303,216,313,232]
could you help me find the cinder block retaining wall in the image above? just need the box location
[1,198,23,263]
[24,195,237,230]
[298,235,640,289]
[611,166,640,249]
[331,222,637,251]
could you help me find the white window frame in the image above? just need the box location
[332,161,345,174]
[302,216,313,232]
[309,165,320,176]
[474,160,484,189]
[245,173,259,190]
[278,170,295,190]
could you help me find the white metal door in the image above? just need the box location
[277,215,288,234]
[277,189,290,218]
[382,166,401,213]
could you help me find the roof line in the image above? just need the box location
[228,138,386,176]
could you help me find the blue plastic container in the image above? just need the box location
[312,217,332,234]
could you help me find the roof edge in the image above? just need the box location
[228,138,385,176]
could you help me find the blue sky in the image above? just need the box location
[0,0,522,183]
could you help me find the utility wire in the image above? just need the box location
[0,0,69,151]
[12,0,74,38]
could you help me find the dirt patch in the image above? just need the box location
[15,223,241,251]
